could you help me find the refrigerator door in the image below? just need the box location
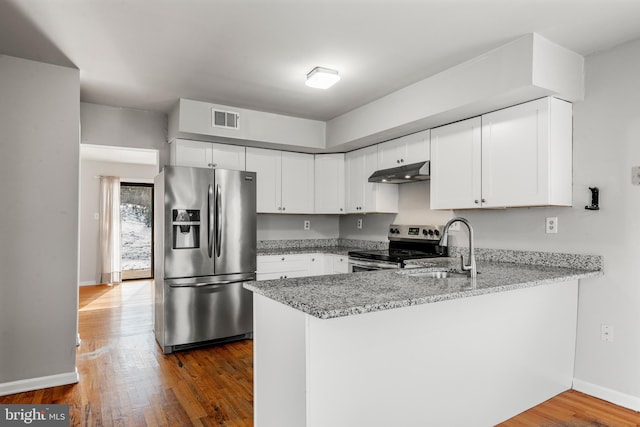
[214,168,257,275]
[162,277,253,350]
[163,166,216,279]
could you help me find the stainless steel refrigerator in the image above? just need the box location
[154,166,256,354]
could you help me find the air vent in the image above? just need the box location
[212,109,240,129]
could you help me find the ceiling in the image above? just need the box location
[81,144,159,165]
[1,0,640,122]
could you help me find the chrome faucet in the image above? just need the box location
[439,217,477,279]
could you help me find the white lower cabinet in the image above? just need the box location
[256,253,350,280]
[329,254,349,274]
[256,254,312,280]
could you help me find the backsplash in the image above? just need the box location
[257,238,387,251]
[448,246,603,271]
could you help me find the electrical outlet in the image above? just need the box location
[545,217,558,234]
[304,220,310,230]
[601,324,614,342]
[356,218,363,229]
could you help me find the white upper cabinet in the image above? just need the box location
[377,130,430,170]
[430,117,482,209]
[430,97,572,209]
[246,147,314,213]
[346,145,398,214]
[281,151,315,213]
[314,154,345,214]
[480,97,572,207]
[246,148,282,213]
[170,139,245,170]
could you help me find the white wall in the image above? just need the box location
[0,55,79,389]
[339,213,396,241]
[79,160,158,285]
[80,102,169,166]
[457,38,640,408]
[258,214,339,241]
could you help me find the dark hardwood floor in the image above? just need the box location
[1,280,639,426]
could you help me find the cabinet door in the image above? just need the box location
[481,98,549,208]
[246,148,282,213]
[404,130,430,163]
[309,254,325,276]
[430,117,482,210]
[210,143,246,170]
[377,138,405,170]
[362,145,397,213]
[345,149,365,213]
[171,139,212,168]
[314,154,345,214]
[331,255,349,274]
[281,152,314,213]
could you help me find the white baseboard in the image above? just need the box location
[0,369,79,397]
[573,378,640,412]
[79,280,97,286]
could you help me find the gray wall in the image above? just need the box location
[80,102,169,166]
[79,160,158,285]
[459,39,640,401]
[257,214,339,241]
[0,55,79,384]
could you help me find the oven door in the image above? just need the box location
[348,258,401,272]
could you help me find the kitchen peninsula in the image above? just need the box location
[244,252,602,427]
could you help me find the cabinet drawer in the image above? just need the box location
[257,254,311,274]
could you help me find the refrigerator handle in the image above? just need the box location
[208,184,214,258]
[215,183,222,257]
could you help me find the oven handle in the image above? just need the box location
[348,258,401,271]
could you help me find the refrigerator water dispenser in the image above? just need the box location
[172,209,200,249]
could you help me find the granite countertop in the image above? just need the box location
[257,245,356,257]
[244,258,603,319]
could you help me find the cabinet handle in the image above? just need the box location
[282,207,286,211]
[474,200,479,204]
[284,275,288,279]
[400,159,404,163]
[212,163,217,168]
[312,258,315,262]
[481,199,486,203]
[340,208,343,211]
[397,159,400,164]
[281,257,285,261]
[208,163,213,167]
[277,207,282,211]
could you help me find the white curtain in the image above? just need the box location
[99,176,121,284]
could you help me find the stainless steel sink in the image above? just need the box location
[406,270,469,279]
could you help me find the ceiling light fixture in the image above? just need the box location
[305,66,340,89]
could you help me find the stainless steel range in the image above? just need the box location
[348,224,448,272]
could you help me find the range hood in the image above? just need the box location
[368,161,430,184]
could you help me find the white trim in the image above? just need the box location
[573,378,640,412]
[79,280,97,286]
[0,369,79,397]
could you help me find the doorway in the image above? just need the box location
[120,182,154,280]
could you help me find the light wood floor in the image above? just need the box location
[1,281,639,426]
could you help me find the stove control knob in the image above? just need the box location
[434,229,440,237]
[427,229,434,236]
[422,229,428,236]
